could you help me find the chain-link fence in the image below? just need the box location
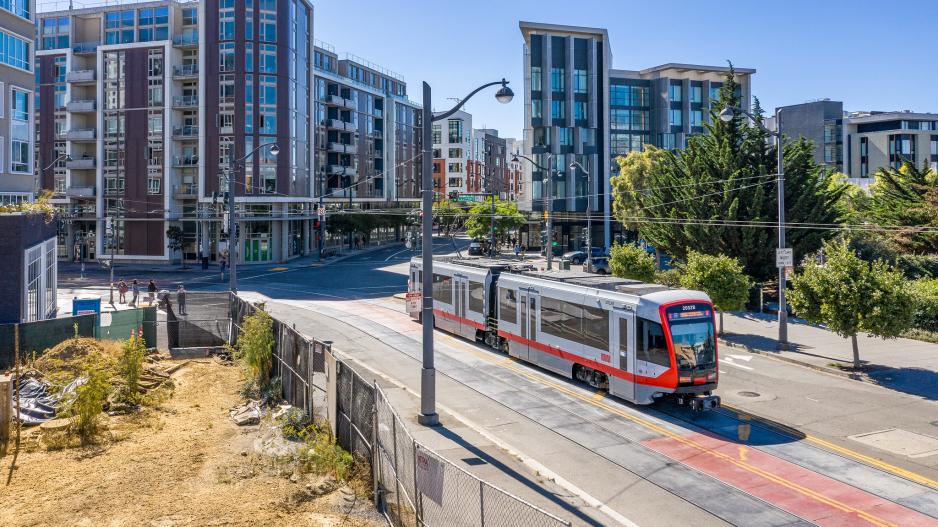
[373,385,570,527]
[229,294,568,527]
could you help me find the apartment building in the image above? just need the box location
[466,128,506,202]
[431,109,470,200]
[768,101,938,188]
[504,137,523,201]
[312,42,422,207]
[519,21,754,250]
[0,0,34,204]
[35,0,422,264]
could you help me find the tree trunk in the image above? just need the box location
[851,334,861,370]
[719,311,724,336]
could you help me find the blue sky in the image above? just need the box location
[314,0,938,139]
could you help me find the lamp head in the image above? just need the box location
[269,144,280,156]
[494,79,514,104]
[719,105,735,123]
[64,154,73,162]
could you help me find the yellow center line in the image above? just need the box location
[442,334,899,527]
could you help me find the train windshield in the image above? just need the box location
[668,320,716,368]
[664,304,716,369]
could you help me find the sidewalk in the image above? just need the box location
[722,312,938,399]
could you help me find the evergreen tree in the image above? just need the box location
[861,161,938,254]
[610,65,848,280]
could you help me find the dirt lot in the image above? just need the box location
[0,360,383,527]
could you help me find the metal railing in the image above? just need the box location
[173,95,198,107]
[173,64,199,77]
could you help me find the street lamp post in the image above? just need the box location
[719,104,788,350]
[419,79,513,426]
[512,153,556,270]
[569,160,591,271]
[227,143,279,294]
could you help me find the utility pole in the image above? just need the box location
[487,144,497,257]
[107,215,115,304]
[228,143,279,294]
[570,160,591,271]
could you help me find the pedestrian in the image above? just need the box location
[118,279,128,304]
[514,244,521,257]
[177,284,187,316]
[147,279,157,305]
[220,251,228,279]
[130,279,139,306]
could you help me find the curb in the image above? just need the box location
[718,337,861,380]
[301,242,403,269]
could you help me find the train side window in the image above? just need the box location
[469,281,485,313]
[618,317,629,370]
[499,288,517,324]
[432,274,452,305]
[582,305,609,351]
[638,318,670,367]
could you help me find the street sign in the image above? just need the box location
[776,248,794,268]
[415,448,444,506]
[317,207,325,217]
[454,195,477,203]
[405,292,421,312]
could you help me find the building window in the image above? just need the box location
[137,6,169,42]
[259,43,277,73]
[689,85,702,103]
[41,17,70,50]
[559,127,572,146]
[669,83,682,102]
[219,42,235,72]
[574,101,587,121]
[888,133,916,168]
[10,89,29,173]
[690,110,703,127]
[147,176,161,194]
[531,66,542,92]
[0,29,31,71]
[105,10,135,44]
[550,67,564,92]
[669,109,682,127]
[219,0,235,40]
[1,0,30,19]
[259,0,277,43]
[182,7,197,25]
[448,148,462,158]
[551,100,565,120]
[709,84,721,102]
[432,124,441,144]
[573,69,587,93]
[447,162,462,173]
[447,119,463,143]
[532,99,542,119]
[859,136,868,178]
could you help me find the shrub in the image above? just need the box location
[608,243,656,282]
[680,251,751,334]
[116,333,146,405]
[235,308,275,389]
[279,407,312,441]
[62,363,111,444]
[911,279,938,332]
[655,268,683,288]
[300,426,354,481]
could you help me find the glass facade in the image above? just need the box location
[0,29,30,70]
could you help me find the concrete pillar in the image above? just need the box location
[66,222,76,261]
[303,216,311,255]
[279,205,288,262]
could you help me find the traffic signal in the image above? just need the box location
[313,219,321,229]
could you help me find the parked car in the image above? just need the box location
[585,256,610,274]
[562,247,607,265]
[467,241,485,256]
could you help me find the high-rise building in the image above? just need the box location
[519,21,754,250]
[0,0,34,204]
[35,0,421,264]
[432,109,470,200]
[503,137,523,202]
[768,102,938,188]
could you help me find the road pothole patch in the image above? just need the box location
[848,428,938,458]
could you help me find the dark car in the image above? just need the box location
[467,241,485,256]
[562,247,607,265]
[585,256,610,274]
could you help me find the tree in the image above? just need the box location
[166,226,185,267]
[464,197,525,248]
[609,66,848,280]
[859,161,938,254]
[236,308,275,388]
[679,251,751,334]
[608,243,656,282]
[788,239,916,370]
[434,200,468,232]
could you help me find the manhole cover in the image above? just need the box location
[738,391,761,398]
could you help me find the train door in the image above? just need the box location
[609,310,636,402]
[452,275,471,340]
[514,290,538,362]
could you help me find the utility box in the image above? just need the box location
[72,297,102,316]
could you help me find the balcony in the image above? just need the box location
[173,155,199,167]
[324,118,355,132]
[66,156,96,170]
[66,186,96,198]
[66,128,96,141]
[173,96,198,108]
[328,165,357,178]
[328,142,357,154]
[172,125,199,139]
[72,41,99,54]
[173,33,198,47]
[326,94,357,111]
[67,100,96,113]
[172,184,199,199]
[173,64,199,79]
[67,70,96,83]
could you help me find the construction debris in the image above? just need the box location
[229,400,262,426]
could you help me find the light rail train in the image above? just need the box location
[407,258,721,410]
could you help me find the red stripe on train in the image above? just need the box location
[433,309,487,330]
[497,330,675,389]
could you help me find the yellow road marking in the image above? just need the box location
[724,404,938,492]
[738,445,748,462]
[270,266,288,271]
[439,333,900,527]
[591,391,606,402]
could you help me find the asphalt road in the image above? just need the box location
[59,239,938,526]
